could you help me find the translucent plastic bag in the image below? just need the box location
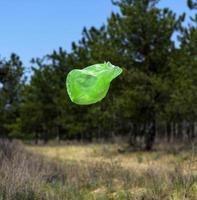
[66,62,122,105]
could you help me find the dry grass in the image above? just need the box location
[27,143,197,175]
[0,139,64,200]
[0,140,197,200]
[27,142,197,199]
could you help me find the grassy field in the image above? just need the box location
[0,140,197,200]
[26,142,197,200]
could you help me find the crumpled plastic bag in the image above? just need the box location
[66,62,122,105]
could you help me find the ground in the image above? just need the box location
[26,142,197,200]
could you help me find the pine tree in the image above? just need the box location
[0,54,24,138]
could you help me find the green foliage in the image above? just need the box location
[188,0,197,9]
[0,54,24,138]
[1,0,197,149]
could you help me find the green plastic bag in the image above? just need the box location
[66,62,122,105]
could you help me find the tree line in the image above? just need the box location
[0,0,197,150]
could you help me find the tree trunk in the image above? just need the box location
[129,123,138,146]
[178,122,183,142]
[166,122,171,142]
[189,122,195,141]
[145,119,156,151]
[35,133,38,144]
[172,122,176,143]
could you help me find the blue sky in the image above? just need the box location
[0,0,195,67]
